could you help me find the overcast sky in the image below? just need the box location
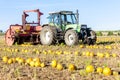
[0,0,120,31]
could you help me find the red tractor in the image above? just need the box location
[5,9,43,46]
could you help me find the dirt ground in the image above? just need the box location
[0,36,120,80]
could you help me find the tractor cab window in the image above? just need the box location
[48,15,54,23]
[54,14,60,26]
[66,14,77,24]
[71,14,77,24]
[66,15,72,24]
[61,15,65,24]
[48,14,60,27]
[61,14,77,25]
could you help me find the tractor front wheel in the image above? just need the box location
[5,29,15,46]
[40,26,57,45]
[64,29,78,46]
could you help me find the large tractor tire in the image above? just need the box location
[64,29,78,46]
[89,30,97,44]
[82,30,96,45]
[40,26,57,45]
[5,29,15,46]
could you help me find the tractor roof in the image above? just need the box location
[49,11,74,15]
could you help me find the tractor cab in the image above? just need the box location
[48,11,80,32]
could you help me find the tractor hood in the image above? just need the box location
[65,24,80,32]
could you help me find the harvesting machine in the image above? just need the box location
[5,9,43,46]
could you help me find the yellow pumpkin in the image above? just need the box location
[103,67,111,76]
[56,64,63,70]
[86,65,94,73]
[51,60,57,68]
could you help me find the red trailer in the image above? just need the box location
[5,9,43,46]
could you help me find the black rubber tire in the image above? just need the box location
[88,30,96,45]
[40,26,57,45]
[83,30,96,45]
[87,38,92,45]
[64,29,78,46]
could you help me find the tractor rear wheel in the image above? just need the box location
[5,29,15,46]
[64,29,78,46]
[40,26,57,45]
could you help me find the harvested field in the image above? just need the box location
[0,36,120,80]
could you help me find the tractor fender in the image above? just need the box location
[65,28,74,33]
[42,24,49,27]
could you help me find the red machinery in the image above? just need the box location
[5,9,43,46]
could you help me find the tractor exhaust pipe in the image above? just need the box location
[76,9,79,24]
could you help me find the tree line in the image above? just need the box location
[96,31,120,36]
